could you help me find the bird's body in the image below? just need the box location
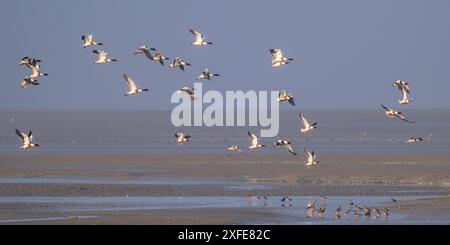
[269,49,293,68]
[197,68,220,81]
[152,53,170,66]
[176,87,196,101]
[15,129,40,150]
[227,145,242,153]
[299,113,317,133]
[175,132,191,144]
[122,74,149,96]
[189,29,212,46]
[306,200,316,210]
[248,131,265,150]
[28,66,48,79]
[273,139,297,155]
[168,57,191,71]
[81,34,103,49]
[304,148,318,167]
[134,45,157,60]
[406,137,423,143]
[92,50,117,64]
[381,104,414,123]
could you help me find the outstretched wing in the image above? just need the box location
[123,74,137,91]
[299,113,310,128]
[380,104,389,112]
[284,144,297,155]
[396,114,414,123]
[304,148,313,162]
[248,131,257,146]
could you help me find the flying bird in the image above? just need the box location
[227,145,242,153]
[175,132,191,144]
[134,45,157,60]
[15,129,40,150]
[248,131,265,150]
[176,87,196,101]
[269,49,293,68]
[152,53,170,66]
[19,56,42,69]
[19,57,48,78]
[304,148,319,167]
[276,90,295,106]
[299,113,317,133]
[406,137,423,143]
[168,57,191,71]
[122,74,149,96]
[273,139,297,155]
[381,104,414,123]
[92,50,117,64]
[19,77,40,89]
[196,68,220,81]
[81,34,103,49]
[189,29,213,46]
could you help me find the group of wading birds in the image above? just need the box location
[16,29,422,168]
[246,195,393,220]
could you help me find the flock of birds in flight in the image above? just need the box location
[15,29,422,167]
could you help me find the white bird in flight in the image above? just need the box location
[19,56,48,79]
[15,129,40,150]
[227,145,242,153]
[277,90,295,106]
[134,45,157,60]
[19,56,41,69]
[189,29,213,46]
[299,113,317,133]
[176,87,196,101]
[269,49,293,68]
[81,34,103,49]
[304,148,319,167]
[122,74,149,96]
[196,68,220,81]
[406,137,423,143]
[380,104,414,123]
[248,131,265,150]
[168,57,191,71]
[92,50,117,64]
[273,139,297,155]
[175,132,191,144]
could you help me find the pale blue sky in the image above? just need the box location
[1,0,449,110]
